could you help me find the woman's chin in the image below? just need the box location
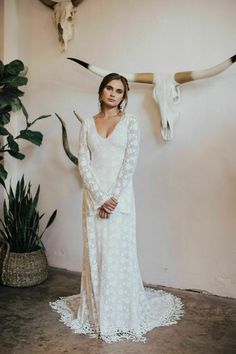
[103,102,118,109]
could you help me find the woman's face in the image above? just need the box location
[100,79,125,109]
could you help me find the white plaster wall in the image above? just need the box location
[0,0,3,58]
[3,0,236,298]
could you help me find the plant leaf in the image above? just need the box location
[7,150,25,160]
[46,210,57,229]
[30,114,51,126]
[11,98,22,112]
[0,112,10,125]
[4,60,24,76]
[20,102,29,122]
[0,176,56,252]
[40,210,57,238]
[19,130,43,146]
[0,163,7,180]
[0,176,6,188]
[0,60,4,79]
[1,76,28,87]
[4,86,25,98]
[0,101,11,111]
[0,126,9,136]
[7,135,19,152]
[19,65,28,77]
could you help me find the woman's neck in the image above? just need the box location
[100,107,121,119]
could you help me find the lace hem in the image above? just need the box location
[49,288,184,343]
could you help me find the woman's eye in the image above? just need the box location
[106,86,112,90]
[117,90,123,94]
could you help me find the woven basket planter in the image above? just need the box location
[1,247,48,287]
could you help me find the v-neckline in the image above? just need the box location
[92,113,126,140]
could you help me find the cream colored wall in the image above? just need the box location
[0,0,3,58]
[3,0,236,298]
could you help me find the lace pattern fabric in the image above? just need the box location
[110,114,140,200]
[50,288,184,343]
[50,113,184,343]
[78,120,110,209]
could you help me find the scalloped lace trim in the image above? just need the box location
[49,288,184,343]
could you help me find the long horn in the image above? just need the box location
[67,58,154,84]
[55,113,78,165]
[174,54,236,84]
[73,110,83,124]
[39,0,57,9]
[68,55,236,85]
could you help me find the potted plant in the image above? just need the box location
[0,59,56,286]
[0,59,51,185]
[0,175,57,287]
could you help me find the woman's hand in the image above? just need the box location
[99,197,118,218]
[102,197,118,214]
[99,208,110,219]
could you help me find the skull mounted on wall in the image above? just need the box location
[39,0,84,51]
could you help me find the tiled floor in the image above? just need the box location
[0,267,235,354]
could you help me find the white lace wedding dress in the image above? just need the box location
[50,112,184,343]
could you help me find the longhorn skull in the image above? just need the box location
[55,54,236,166]
[67,55,236,140]
[40,0,84,51]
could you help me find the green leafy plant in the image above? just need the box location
[0,59,51,185]
[0,175,57,253]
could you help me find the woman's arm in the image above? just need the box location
[110,115,140,200]
[78,121,111,209]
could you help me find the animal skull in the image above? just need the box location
[67,55,236,140]
[40,0,83,51]
[55,55,235,165]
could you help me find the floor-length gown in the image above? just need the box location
[49,112,184,343]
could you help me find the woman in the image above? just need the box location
[50,73,184,343]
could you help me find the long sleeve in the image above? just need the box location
[111,115,140,200]
[78,121,110,209]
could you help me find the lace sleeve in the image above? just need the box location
[78,121,110,209]
[111,115,140,200]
